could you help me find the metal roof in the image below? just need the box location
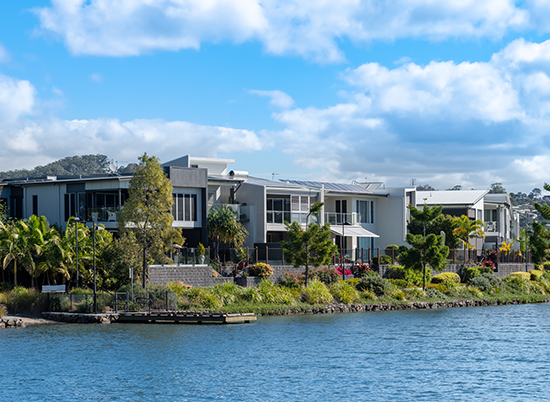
[282,179,372,193]
[416,190,489,206]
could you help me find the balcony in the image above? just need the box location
[208,203,250,223]
[324,212,361,226]
[266,211,318,225]
[87,207,118,223]
[485,221,497,233]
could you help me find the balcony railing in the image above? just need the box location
[208,203,250,223]
[87,207,118,222]
[485,221,497,233]
[324,212,361,226]
[266,211,318,225]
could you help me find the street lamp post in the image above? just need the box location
[74,217,80,288]
[92,223,105,314]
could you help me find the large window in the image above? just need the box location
[484,209,497,222]
[357,200,374,224]
[267,197,290,224]
[172,193,197,222]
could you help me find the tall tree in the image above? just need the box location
[408,213,461,249]
[409,205,443,238]
[207,206,248,262]
[489,182,506,194]
[282,202,337,286]
[535,183,550,219]
[529,222,549,264]
[399,233,449,290]
[117,153,174,288]
[452,215,485,249]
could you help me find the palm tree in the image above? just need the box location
[452,215,485,249]
[207,206,248,262]
[0,222,33,288]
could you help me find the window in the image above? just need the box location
[357,200,374,224]
[266,196,290,223]
[484,210,497,222]
[172,193,197,222]
[32,195,38,216]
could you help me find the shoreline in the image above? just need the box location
[3,295,546,327]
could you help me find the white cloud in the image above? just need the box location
[249,89,295,108]
[33,0,531,62]
[0,72,35,126]
[0,117,266,172]
[268,38,550,190]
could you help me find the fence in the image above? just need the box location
[196,246,532,268]
[42,291,178,313]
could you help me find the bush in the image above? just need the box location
[356,275,391,296]
[543,261,550,271]
[351,264,372,278]
[1,287,41,314]
[468,273,502,292]
[257,280,295,305]
[461,267,480,283]
[372,255,392,265]
[310,267,340,285]
[0,304,7,317]
[425,288,447,299]
[330,281,359,304]
[431,272,460,284]
[278,272,302,288]
[530,269,543,281]
[305,280,333,304]
[478,266,493,275]
[510,272,531,281]
[503,275,545,294]
[388,279,409,288]
[387,265,431,287]
[249,263,273,278]
[405,288,426,299]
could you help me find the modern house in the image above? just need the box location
[415,190,519,249]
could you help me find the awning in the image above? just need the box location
[330,226,379,238]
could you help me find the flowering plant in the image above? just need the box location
[337,266,353,276]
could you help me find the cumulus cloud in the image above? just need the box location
[33,0,531,62]
[0,117,266,172]
[249,89,295,108]
[270,38,550,190]
[0,72,35,126]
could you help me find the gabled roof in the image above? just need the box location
[416,190,489,206]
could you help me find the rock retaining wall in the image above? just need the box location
[0,317,25,328]
[42,312,119,324]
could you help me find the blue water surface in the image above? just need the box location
[1,303,550,401]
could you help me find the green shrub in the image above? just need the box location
[389,288,407,300]
[372,255,392,265]
[468,273,502,292]
[466,286,484,298]
[345,278,361,288]
[478,266,493,275]
[238,287,262,303]
[358,289,377,300]
[257,280,295,305]
[405,288,426,299]
[530,269,543,281]
[503,275,545,294]
[305,280,333,304]
[425,288,447,299]
[510,272,531,281]
[210,282,240,306]
[431,272,460,284]
[330,281,359,304]
[387,265,431,287]
[461,267,480,283]
[0,304,7,317]
[543,261,550,271]
[356,275,391,296]
[278,272,302,288]
[249,263,274,278]
[388,279,409,288]
[182,287,223,309]
[1,287,41,313]
[309,267,340,285]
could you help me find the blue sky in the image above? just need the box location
[2,1,550,193]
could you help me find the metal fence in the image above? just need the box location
[42,291,178,313]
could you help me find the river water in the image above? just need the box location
[2,303,550,401]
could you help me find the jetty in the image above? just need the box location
[117,311,257,324]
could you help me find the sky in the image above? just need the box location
[3,1,550,193]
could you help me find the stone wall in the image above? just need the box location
[378,263,535,280]
[149,265,233,287]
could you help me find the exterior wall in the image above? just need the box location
[148,265,233,287]
[377,197,408,248]
[236,183,267,247]
[23,183,64,225]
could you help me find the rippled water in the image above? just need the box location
[2,303,550,401]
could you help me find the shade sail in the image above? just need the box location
[330,226,379,238]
